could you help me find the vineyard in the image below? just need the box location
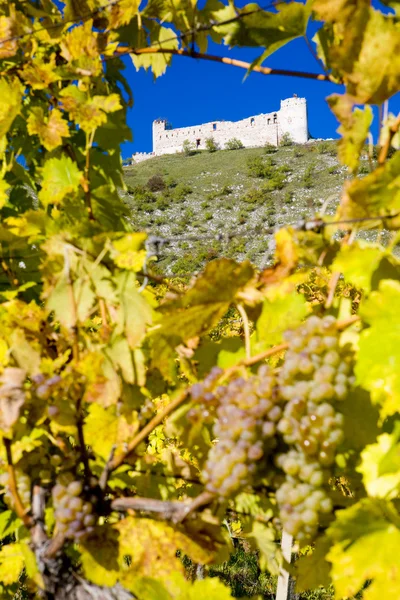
[0,0,399,599]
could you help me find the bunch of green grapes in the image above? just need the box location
[274,315,354,540]
[52,480,96,541]
[203,364,281,497]
[0,470,31,510]
[187,367,225,424]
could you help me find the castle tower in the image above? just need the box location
[278,97,308,144]
[152,119,167,154]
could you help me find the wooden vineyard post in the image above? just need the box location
[275,530,293,600]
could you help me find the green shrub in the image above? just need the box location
[147,173,166,191]
[316,141,331,154]
[242,187,267,205]
[247,156,270,178]
[280,132,293,146]
[225,138,244,150]
[205,137,219,152]
[155,195,169,211]
[303,164,315,188]
[221,184,233,195]
[283,191,293,204]
[173,183,193,201]
[358,162,370,174]
[264,143,277,154]
[328,165,340,175]
[262,172,286,191]
[165,175,177,188]
[182,139,197,156]
[205,211,213,220]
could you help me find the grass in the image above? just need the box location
[122,141,358,273]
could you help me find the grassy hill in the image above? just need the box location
[121,140,358,275]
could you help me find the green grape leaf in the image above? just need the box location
[246,521,280,575]
[329,95,373,173]
[215,2,308,57]
[256,291,309,346]
[84,401,139,461]
[337,151,400,226]
[295,536,332,592]
[356,280,400,417]
[0,78,23,137]
[327,498,400,599]
[38,156,82,206]
[341,387,380,452]
[0,511,19,540]
[127,577,172,600]
[330,241,385,294]
[81,526,120,587]
[0,543,25,585]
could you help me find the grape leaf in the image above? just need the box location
[295,536,332,592]
[131,26,178,78]
[329,95,373,173]
[81,526,120,587]
[0,543,25,585]
[246,521,280,575]
[356,280,400,417]
[0,78,23,137]
[27,107,70,151]
[256,291,309,346]
[358,428,400,499]
[331,241,385,294]
[38,156,82,207]
[327,498,400,599]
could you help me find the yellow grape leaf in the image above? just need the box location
[84,403,139,461]
[0,367,26,433]
[107,0,140,29]
[60,86,122,133]
[358,432,400,499]
[329,95,373,173]
[21,54,60,90]
[27,107,70,151]
[131,27,178,78]
[256,291,309,346]
[327,499,400,599]
[116,517,211,587]
[356,280,400,417]
[0,16,17,58]
[330,241,385,294]
[0,78,23,138]
[337,151,400,226]
[9,329,41,375]
[295,536,332,592]
[0,543,25,585]
[111,233,147,271]
[0,176,9,208]
[60,20,102,76]
[81,526,120,587]
[38,156,82,206]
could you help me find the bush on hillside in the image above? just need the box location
[173,182,193,201]
[225,138,244,150]
[280,132,294,146]
[264,143,277,154]
[182,139,197,156]
[247,156,271,178]
[303,163,315,188]
[205,137,219,152]
[147,174,166,191]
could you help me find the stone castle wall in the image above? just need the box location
[152,97,308,155]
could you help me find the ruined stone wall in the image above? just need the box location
[152,97,308,155]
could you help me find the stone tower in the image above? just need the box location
[278,97,308,144]
[152,119,168,155]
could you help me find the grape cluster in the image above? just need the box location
[52,480,96,541]
[203,364,281,497]
[32,373,62,400]
[0,470,31,510]
[187,367,225,424]
[274,315,354,540]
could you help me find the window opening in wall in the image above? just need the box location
[267,118,270,124]
[213,123,217,131]
[251,118,255,126]
[196,138,201,148]
[273,113,277,124]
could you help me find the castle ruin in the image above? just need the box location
[152,96,308,155]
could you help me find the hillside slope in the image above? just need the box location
[122,141,357,275]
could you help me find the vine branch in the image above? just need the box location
[3,438,33,528]
[114,47,333,82]
[378,113,400,164]
[237,304,251,361]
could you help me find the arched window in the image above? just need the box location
[267,118,270,125]
[251,118,255,126]
[273,113,277,124]
[213,123,217,131]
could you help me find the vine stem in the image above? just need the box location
[3,438,33,528]
[237,304,251,361]
[114,47,333,82]
[64,247,79,362]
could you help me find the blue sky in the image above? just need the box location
[120,5,400,158]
